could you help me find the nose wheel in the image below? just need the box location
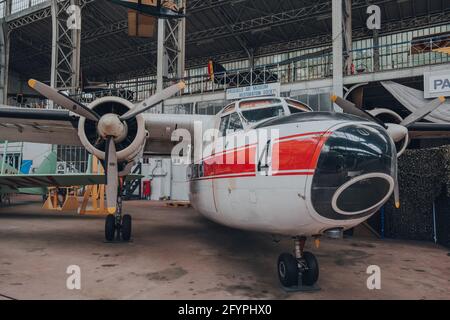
[104,194,132,242]
[277,236,320,291]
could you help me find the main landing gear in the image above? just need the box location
[277,236,319,291]
[105,193,132,242]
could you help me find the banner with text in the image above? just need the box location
[226,83,281,100]
[424,70,450,98]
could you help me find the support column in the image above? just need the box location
[156,0,186,113]
[0,0,11,105]
[50,0,82,98]
[332,0,343,112]
[373,29,380,72]
[156,18,166,113]
[177,0,186,81]
[343,0,353,76]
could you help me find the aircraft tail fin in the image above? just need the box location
[208,60,227,82]
[35,151,57,174]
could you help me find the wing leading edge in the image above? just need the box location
[0,106,81,146]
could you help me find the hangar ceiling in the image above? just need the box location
[8,0,450,82]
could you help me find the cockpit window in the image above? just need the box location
[219,115,230,136]
[286,99,312,114]
[241,106,285,123]
[227,112,243,134]
[288,106,306,114]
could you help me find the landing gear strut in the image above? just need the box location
[104,186,132,242]
[277,236,319,291]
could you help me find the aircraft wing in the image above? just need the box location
[143,113,216,155]
[0,174,142,194]
[407,123,450,139]
[0,174,105,194]
[0,106,82,146]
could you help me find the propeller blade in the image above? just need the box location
[394,168,400,209]
[105,137,118,214]
[331,95,387,128]
[400,96,446,127]
[120,82,185,121]
[28,79,100,121]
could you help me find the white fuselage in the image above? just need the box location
[189,114,395,237]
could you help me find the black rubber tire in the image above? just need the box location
[105,214,116,242]
[277,253,299,287]
[302,251,319,286]
[121,214,132,241]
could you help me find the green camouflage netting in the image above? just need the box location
[384,145,450,245]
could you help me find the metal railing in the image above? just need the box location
[6,38,450,109]
[0,0,47,18]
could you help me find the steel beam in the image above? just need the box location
[6,0,94,31]
[332,0,343,109]
[0,0,11,104]
[75,11,450,80]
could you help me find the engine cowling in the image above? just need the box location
[78,96,147,163]
[368,108,409,157]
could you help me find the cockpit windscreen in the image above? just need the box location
[241,106,285,123]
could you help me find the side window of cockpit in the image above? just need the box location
[227,113,243,134]
[219,115,230,137]
[288,106,305,114]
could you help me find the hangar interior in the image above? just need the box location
[0,0,450,245]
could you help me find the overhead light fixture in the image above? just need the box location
[251,26,272,34]
[196,38,214,46]
[316,14,331,21]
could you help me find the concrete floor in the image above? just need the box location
[0,195,449,300]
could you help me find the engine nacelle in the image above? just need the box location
[78,96,147,162]
[368,108,409,157]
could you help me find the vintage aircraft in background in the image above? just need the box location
[381,81,450,125]
[108,0,185,19]
[0,76,447,288]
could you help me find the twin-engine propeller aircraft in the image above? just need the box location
[0,79,447,288]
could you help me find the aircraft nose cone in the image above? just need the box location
[310,123,396,221]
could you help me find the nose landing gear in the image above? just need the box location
[104,194,132,242]
[277,236,320,291]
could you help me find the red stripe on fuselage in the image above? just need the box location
[193,131,330,181]
[204,145,256,177]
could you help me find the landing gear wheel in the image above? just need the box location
[277,253,299,287]
[301,251,319,286]
[105,214,116,242]
[121,214,132,241]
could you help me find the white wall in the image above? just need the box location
[141,156,189,201]
[0,142,52,172]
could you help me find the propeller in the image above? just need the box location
[120,82,186,120]
[28,79,100,121]
[400,96,446,127]
[331,95,387,128]
[29,79,185,214]
[394,168,400,209]
[332,93,446,209]
[105,137,118,214]
[331,94,446,144]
